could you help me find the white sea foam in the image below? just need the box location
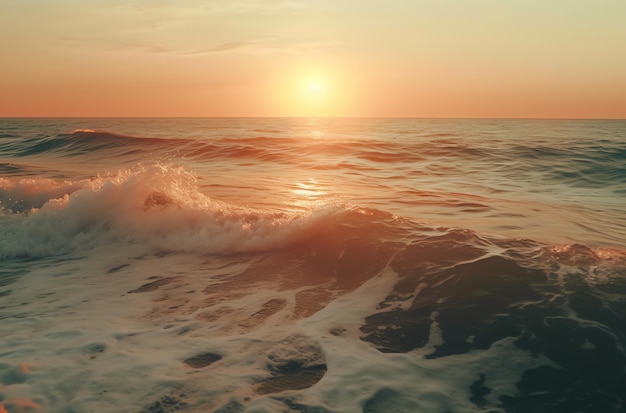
[1,244,555,412]
[0,165,344,259]
[0,176,92,212]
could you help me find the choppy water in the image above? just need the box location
[1,118,625,412]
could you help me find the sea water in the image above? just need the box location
[1,118,625,412]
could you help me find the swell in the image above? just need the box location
[5,130,625,192]
[511,144,626,188]
[1,131,486,166]
[0,163,34,176]
[5,130,186,159]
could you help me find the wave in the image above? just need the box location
[8,130,183,158]
[0,163,32,176]
[5,129,625,194]
[0,165,370,258]
[2,164,624,272]
[1,129,496,166]
[3,130,300,166]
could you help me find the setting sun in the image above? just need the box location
[270,64,355,117]
[307,81,323,95]
[300,76,329,105]
[295,75,332,116]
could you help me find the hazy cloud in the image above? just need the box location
[184,41,252,55]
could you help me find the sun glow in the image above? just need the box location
[299,76,328,105]
[306,80,323,96]
[270,62,350,116]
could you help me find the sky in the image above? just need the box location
[1,0,625,118]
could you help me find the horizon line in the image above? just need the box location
[1,116,625,121]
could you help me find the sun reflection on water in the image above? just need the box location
[292,179,328,209]
[309,129,325,138]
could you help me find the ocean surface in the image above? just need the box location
[0,118,625,413]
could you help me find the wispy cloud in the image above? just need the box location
[41,0,334,58]
[184,41,252,55]
[54,36,173,54]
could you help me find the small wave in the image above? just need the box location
[0,163,31,176]
[356,150,425,163]
[542,243,626,269]
[71,128,100,134]
[421,133,458,138]
[10,130,185,159]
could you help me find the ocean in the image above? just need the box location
[0,118,625,413]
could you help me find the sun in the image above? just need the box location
[270,63,353,116]
[307,81,323,95]
[302,78,327,101]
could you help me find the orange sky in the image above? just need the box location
[1,1,625,118]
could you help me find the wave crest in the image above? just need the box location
[0,165,355,258]
[2,164,624,273]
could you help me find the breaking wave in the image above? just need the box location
[0,165,350,258]
[2,164,624,274]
